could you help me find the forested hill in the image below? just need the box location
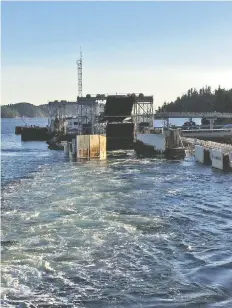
[1,103,49,118]
[156,86,232,113]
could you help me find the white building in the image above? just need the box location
[63,117,80,134]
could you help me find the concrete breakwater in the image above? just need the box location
[183,138,232,171]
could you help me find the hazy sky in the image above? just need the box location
[2,1,232,108]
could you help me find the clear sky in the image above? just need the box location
[1,1,232,107]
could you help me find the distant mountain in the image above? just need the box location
[1,101,78,118]
[1,103,49,118]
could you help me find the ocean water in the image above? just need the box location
[1,118,232,308]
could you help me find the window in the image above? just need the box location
[74,122,79,125]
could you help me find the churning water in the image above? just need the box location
[1,118,232,308]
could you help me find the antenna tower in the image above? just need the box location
[76,47,83,97]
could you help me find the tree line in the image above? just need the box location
[156,86,232,113]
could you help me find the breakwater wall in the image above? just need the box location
[183,138,232,171]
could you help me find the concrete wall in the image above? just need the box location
[209,149,213,161]
[67,139,77,158]
[77,135,90,159]
[195,145,204,163]
[90,135,100,159]
[68,142,73,158]
[61,141,69,155]
[136,133,166,151]
[165,129,182,148]
[195,145,231,171]
[211,149,224,170]
[64,144,68,155]
[72,139,77,155]
[100,135,107,160]
[229,153,232,169]
[76,135,107,160]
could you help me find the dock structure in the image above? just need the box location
[63,96,106,160]
[51,94,190,160]
[182,137,232,171]
[48,100,77,134]
[100,94,137,150]
[154,112,232,130]
[61,93,154,158]
[131,95,186,159]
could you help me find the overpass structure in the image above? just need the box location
[154,112,232,119]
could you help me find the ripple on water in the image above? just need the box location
[1,156,232,307]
